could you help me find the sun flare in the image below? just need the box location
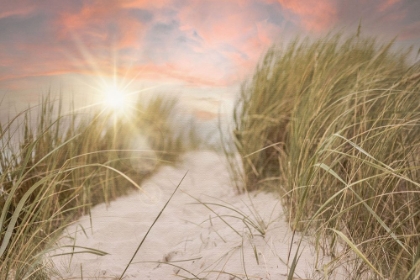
[104,85,126,109]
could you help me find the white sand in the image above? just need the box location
[48,151,346,279]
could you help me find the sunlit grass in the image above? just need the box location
[0,93,202,279]
[231,30,420,279]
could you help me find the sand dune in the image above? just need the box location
[48,151,346,279]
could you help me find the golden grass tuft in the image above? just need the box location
[0,93,200,279]
[232,31,420,279]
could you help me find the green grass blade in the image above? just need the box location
[332,229,383,277]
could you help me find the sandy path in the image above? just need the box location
[48,151,344,279]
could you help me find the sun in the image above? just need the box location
[104,84,126,110]
[100,82,132,116]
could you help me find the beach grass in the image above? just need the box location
[0,94,199,279]
[231,30,420,279]
[3,29,420,280]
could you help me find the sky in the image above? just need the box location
[0,0,419,118]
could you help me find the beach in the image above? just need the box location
[48,151,345,280]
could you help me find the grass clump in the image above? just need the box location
[232,30,420,278]
[0,93,198,279]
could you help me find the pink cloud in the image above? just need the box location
[0,0,286,89]
[120,0,173,9]
[175,0,284,83]
[57,1,145,50]
[131,63,228,86]
[276,0,337,32]
[177,1,263,48]
[0,1,37,19]
[399,21,420,40]
[379,0,402,12]
[3,0,416,97]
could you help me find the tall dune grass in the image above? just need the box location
[232,31,420,278]
[0,94,198,279]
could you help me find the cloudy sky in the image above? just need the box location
[1,0,419,115]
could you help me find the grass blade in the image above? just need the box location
[332,229,383,277]
[118,171,187,279]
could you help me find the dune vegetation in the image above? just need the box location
[0,94,199,279]
[2,29,419,280]
[231,30,420,279]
